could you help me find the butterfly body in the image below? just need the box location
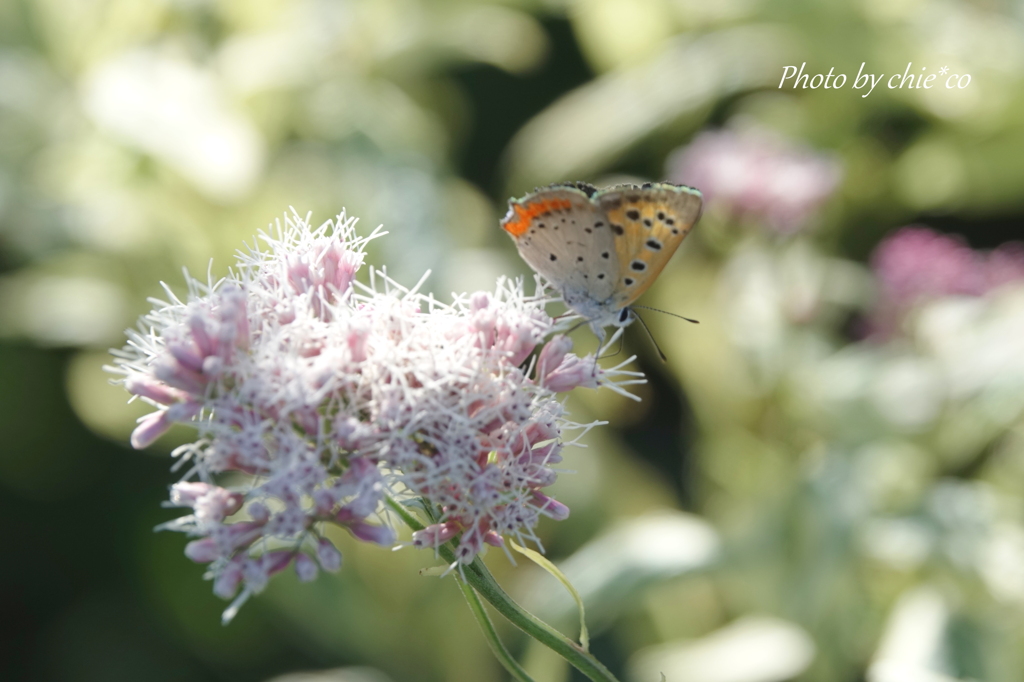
[501,182,703,342]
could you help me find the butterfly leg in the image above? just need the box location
[588,320,607,351]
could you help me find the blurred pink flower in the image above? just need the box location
[109,209,643,620]
[667,127,842,233]
[869,225,1024,335]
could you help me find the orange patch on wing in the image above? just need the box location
[502,198,573,237]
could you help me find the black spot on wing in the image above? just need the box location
[550,180,597,197]
[645,239,662,251]
[626,209,640,221]
[611,224,624,235]
[624,277,635,286]
[550,254,557,261]
[631,261,647,271]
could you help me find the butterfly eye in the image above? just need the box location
[618,308,631,324]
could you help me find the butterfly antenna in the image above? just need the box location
[632,305,699,324]
[632,310,668,362]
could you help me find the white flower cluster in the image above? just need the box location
[109,209,643,617]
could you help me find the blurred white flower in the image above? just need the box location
[978,522,1024,604]
[867,587,958,682]
[915,286,1024,413]
[0,274,127,346]
[629,616,815,682]
[527,511,720,629]
[83,49,265,202]
[860,518,935,571]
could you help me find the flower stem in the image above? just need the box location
[456,573,536,682]
[385,497,621,682]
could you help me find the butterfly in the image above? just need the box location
[501,181,703,344]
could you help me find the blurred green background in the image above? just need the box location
[3,0,1024,681]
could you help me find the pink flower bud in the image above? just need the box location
[264,550,295,577]
[295,553,319,582]
[454,529,484,564]
[411,522,459,548]
[188,310,216,358]
[166,400,202,423]
[193,487,245,523]
[529,467,558,487]
[470,292,491,311]
[346,318,370,363]
[541,353,599,392]
[532,492,570,521]
[184,537,220,563]
[341,456,377,482]
[131,410,173,449]
[287,256,313,294]
[201,355,224,378]
[324,244,362,296]
[483,530,504,547]
[334,507,357,524]
[154,356,207,395]
[221,286,250,349]
[292,408,320,436]
[169,481,215,507]
[213,560,244,599]
[346,520,395,546]
[526,419,559,443]
[168,335,206,372]
[242,557,270,593]
[248,503,270,524]
[536,335,573,381]
[497,322,539,366]
[124,376,189,406]
[316,538,342,572]
[469,306,497,348]
[312,489,336,515]
[342,495,379,520]
[217,520,266,552]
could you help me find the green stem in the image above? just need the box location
[385,497,621,682]
[457,573,536,682]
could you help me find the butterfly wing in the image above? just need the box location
[501,185,619,310]
[594,183,703,309]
